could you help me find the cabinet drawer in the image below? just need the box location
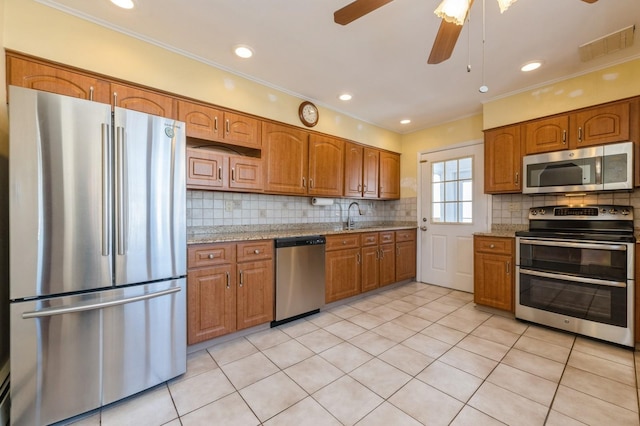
[395,229,416,242]
[326,234,360,251]
[237,240,274,262]
[474,236,513,255]
[379,231,395,244]
[188,243,236,268]
[361,232,379,247]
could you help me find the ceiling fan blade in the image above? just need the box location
[334,0,394,25]
[427,20,465,64]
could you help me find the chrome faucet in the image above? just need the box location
[346,201,363,230]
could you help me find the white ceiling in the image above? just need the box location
[40,0,640,133]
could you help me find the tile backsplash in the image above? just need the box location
[491,190,640,230]
[187,191,418,229]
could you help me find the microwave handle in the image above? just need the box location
[595,156,602,185]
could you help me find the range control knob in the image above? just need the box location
[609,208,617,215]
[538,209,546,215]
[531,210,538,216]
[621,209,630,215]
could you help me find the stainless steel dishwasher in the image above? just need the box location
[273,235,326,326]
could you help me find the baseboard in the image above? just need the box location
[0,360,9,426]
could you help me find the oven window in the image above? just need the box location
[519,273,627,327]
[519,242,627,281]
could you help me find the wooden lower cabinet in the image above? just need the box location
[325,247,361,303]
[395,229,417,281]
[187,241,274,344]
[473,235,514,312]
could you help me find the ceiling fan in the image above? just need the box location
[334,0,599,64]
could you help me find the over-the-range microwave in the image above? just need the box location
[522,141,633,194]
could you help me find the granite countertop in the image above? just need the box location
[474,224,528,238]
[188,221,418,244]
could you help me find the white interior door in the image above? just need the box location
[417,142,490,292]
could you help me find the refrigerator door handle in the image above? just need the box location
[102,123,111,256]
[21,286,182,319]
[116,126,126,255]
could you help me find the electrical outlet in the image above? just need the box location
[225,201,233,212]
[508,203,520,212]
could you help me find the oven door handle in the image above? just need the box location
[518,239,627,252]
[519,268,627,288]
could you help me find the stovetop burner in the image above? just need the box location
[515,205,635,243]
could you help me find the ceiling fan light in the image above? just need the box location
[496,0,517,13]
[434,0,472,26]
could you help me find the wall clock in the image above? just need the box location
[298,101,319,127]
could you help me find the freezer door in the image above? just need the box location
[102,279,186,404]
[114,107,186,285]
[9,86,113,299]
[10,280,186,425]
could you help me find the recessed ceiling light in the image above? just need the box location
[234,45,254,59]
[339,93,352,101]
[521,61,542,72]
[400,119,411,125]
[110,0,134,9]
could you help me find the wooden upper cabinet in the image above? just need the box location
[229,156,263,191]
[263,122,309,194]
[484,125,522,194]
[186,148,226,189]
[363,148,380,198]
[523,116,569,154]
[379,151,400,200]
[178,101,260,149]
[571,102,630,148]
[111,83,176,118]
[178,100,223,141]
[7,53,111,104]
[344,143,364,197]
[308,134,344,197]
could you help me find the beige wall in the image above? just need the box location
[3,0,401,152]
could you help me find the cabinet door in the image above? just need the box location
[484,126,522,194]
[111,83,176,118]
[325,248,361,303]
[523,116,569,154]
[344,143,364,197]
[361,246,379,292]
[308,135,345,196]
[178,100,222,141]
[396,240,417,281]
[362,148,380,198]
[379,243,396,286]
[224,112,261,149]
[379,152,400,200]
[236,260,274,330]
[473,252,513,312]
[229,156,263,191]
[263,122,309,194]
[571,102,630,148]
[186,148,227,189]
[7,54,111,104]
[187,264,236,344]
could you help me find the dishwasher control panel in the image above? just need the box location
[275,235,326,248]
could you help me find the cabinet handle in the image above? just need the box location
[302,177,306,188]
[380,249,384,259]
[113,91,118,106]
[310,178,314,188]
[515,172,519,184]
[225,119,230,134]
[376,249,380,259]
[208,253,214,259]
[254,249,260,254]
[578,127,583,142]
[89,86,94,102]
[218,167,222,180]
[506,261,511,275]
[363,184,367,192]
[356,253,361,264]
[490,244,495,248]
[343,240,347,245]
[562,130,567,144]
[231,168,235,182]
[226,271,230,289]
[239,271,244,287]
[214,116,218,132]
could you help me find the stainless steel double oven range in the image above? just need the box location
[515,205,635,347]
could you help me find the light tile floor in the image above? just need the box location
[65,281,640,426]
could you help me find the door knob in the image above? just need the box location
[420,226,427,231]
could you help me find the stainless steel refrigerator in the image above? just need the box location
[8,86,187,426]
